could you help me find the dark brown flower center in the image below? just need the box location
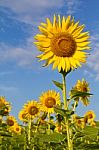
[88,113,93,119]
[7,119,14,126]
[82,87,88,92]
[45,97,56,108]
[16,127,20,131]
[28,106,38,115]
[50,32,76,57]
[21,113,27,119]
[77,119,82,124]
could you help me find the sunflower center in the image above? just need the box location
[77,119,82,124]
[16,127,20,131]
[45,97,56,108]
[28,106,38,115]
[88,114,93,119]
[50,32,76,57]
[82,87,88,92]
[22,113,26,119]
[7,119,14,126]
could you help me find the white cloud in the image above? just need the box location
[0,0,82,25]
[0,36,39,67]
[0,0,64,24]
[86,34,99,81]
[66,0,82,15]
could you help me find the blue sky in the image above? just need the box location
[0,0,99,121]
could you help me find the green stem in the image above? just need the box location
[62,73,73,150]
[28,119,31,145]
[48,112,50,135]
[62,74,67,110]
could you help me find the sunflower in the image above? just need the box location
[18,109,28,122]
[6,116,16,126]
[89,121,96,127]
[34,15,90,72]
[0,96,11,116]
[13,124,22,134]
[76,79,90,92]
[0,96,7,108]
[39,90,60,114]
[76,118,85,129]
[23,101,40,120]
[84,110,96,123]
[70,79,90,106]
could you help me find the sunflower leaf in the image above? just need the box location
[54,105,74,118]
[83,126,98,139]
[70,90,93,99]
[52,80,63,90]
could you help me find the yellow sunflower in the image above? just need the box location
[34,15,90,72]
[76,79,90,92]
[23,101,40,119]
[54,122,62,133]
[13,124,22,134]
[76,118,85,129]
[70,79,90,106]
[6,116,16,126]
[84,110,96,123]
[89,121,96,127]
[39,90,60,114]
[0,96,11,116]
[18,109,28,122]
[0,96,7,108]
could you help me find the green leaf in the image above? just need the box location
[52,80,63,90]
[38,133,65,143]
[70,90,93,99]
[83,126,98,139]
[54,106,74,118]
[95,121,99,129]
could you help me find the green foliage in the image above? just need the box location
[52,80,63,90]
[70,90,93,99]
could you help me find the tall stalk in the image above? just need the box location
[48,112,50,135]
[28,119,31,145]
[62,73,73,150]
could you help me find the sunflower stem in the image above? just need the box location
[28,119,31,145]
[48,112,50,135]
[62,73,73,150]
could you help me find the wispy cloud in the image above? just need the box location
[85,34,99,81]
[0,0,64,24]
[0,85,17,92]
[66,0,82,15]
[0,36,39,67]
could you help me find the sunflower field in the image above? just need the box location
[0,15,99,150]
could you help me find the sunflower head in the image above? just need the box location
[18,109,28,123]
[76,79,90,93]
[84,110,96,123]
[0,97,11,116]
[39,90,60,114]
[6,116,16,126]
[13,124,22,134]
[0,96,7,108]
[54,123,62,133]
[23,100,40,120]
[34,15,90,72]
[70,79,90,106]
[76,118,85,129]
[89,121,96,127]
